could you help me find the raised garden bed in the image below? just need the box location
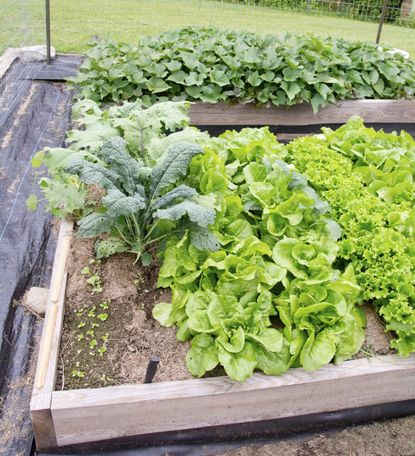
[31,219,415,451]
[31,99,415,452]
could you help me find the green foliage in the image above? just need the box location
[64,138,216,263]
[33,100,217,264]
[397,13,415,30]
[228,1,403,24]
[153,127,364,381]
[72,27,415,111]
[68,99,208,163]
[288,117,415,356]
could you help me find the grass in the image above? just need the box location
[1,0,415,57]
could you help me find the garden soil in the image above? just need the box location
[56,237,191,390]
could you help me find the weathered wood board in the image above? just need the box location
[30,219,73,450]
[51,355,415,447]
[189,99,415,126]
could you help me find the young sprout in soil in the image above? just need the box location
[81,266,103,293]
[71,369,85,379]
[70,302,112,384]
[71,361,85,378]
[90,339,98,348]
[88,306,97,318]
[99,300,109,310]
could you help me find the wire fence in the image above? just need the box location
[223,0,415,27]
[0,0,44,54]
[1,0,415,59]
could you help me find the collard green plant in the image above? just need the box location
[288,117,415,356]
[72,27,415,112]
[67,99,208,164]
[153,127,365,381]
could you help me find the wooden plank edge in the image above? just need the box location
[51,354,415,447]
[52,354,415,406]
[33,219,73,391]
[31,219,73,451]
[30,392,58,451]
[189,99,415,126]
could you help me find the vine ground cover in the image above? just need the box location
[72,27,415,111]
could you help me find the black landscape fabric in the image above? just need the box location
[0,55,81,456]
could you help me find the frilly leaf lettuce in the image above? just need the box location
[288,117,415,356]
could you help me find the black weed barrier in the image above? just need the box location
[0,55,81,456]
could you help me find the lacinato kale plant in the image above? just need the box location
[29,101,217,263]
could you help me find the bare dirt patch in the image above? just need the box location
[56,236,191,390]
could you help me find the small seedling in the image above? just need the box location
[90,339,98,348]
[98,345,107,356]
[71,369,85,379]
[81,266,103,293]
[97,313,108,322]
[81,266,92,276]
[76,307,85,317]
[88,306,97,318]
[99,300,109,310]
[86,275,103,293]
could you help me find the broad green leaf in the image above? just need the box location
[300,330,336,371]
[152,302,174,327]
[186,334,219,377]
[217,342,257,382]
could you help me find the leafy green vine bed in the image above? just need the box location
[72,27,415,111]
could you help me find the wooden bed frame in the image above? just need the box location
[31,100,415,451]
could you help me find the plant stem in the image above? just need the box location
[143,229,183,247]
[143,218,161,241]
[116,226,132,246]
[131,214,141,238]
